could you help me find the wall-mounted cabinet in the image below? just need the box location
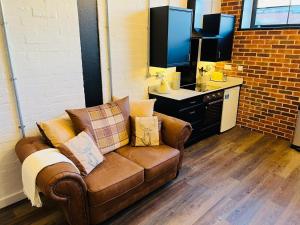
[150,6,193,68]
[200,14,235,62]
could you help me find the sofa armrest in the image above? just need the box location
[154,112,192,169]
[15,137,89,225]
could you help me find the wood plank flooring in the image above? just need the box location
[1,127,300,225]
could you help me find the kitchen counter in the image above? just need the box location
[148,76,243,100]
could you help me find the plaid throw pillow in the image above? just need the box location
[66,97,130,154]
[87,103,129,154]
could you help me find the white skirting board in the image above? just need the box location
[0,191,25,209]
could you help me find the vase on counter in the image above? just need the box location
[155,71,171,94]
[171,72,181,90]
[196,66,208,92]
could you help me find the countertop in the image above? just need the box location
[148,76,243,100]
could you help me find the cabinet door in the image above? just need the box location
[217,38,231,61]
[218,15,235,61]
[200,39,219,62]
[167,8,192,67]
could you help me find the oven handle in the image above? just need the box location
[207,99,223,106]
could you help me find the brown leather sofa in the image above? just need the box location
[15,112,192,225]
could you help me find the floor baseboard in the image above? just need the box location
[0,191,26,209]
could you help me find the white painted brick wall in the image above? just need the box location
[99,0,220,102]
[2,0,85,135]
[98,0,188,102]
[108,0,149,100]
[0,0,85,208]
[0,23,24,208]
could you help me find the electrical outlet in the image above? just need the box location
[238,65,243,71]
[224,64,232,70]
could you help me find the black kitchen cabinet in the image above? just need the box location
[200,14,235,62]
[150,6,193,68]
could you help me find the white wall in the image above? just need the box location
[0,0,85,208]
[98,0,188,102]
[99,0,220,102]
[0,17,24,209]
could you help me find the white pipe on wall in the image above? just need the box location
[0,0,25,137]
[147,0,151,78]
[105,0,114,100]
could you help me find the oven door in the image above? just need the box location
[203,99,223,129]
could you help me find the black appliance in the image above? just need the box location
[177,13,235,87]
[149,87,224,146]
[150,6,193,68]
[176,38,199,86]
[182,84,224,145]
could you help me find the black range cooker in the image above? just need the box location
[149,84,224,146]
[182,84,224,145]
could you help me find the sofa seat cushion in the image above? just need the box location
[116,145,180,181]
[84,152,144,206]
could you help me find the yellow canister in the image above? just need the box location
[211,71,224,82]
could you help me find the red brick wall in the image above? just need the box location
[218,0,300,140]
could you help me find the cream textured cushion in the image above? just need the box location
[58,131,104,176]
[112,96,156,117]
[130,99,156,117]
[37,114,76,148]
[131,116,160,147]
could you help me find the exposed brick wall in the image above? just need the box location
[218,0,300,140]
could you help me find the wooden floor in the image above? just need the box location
[2,127,300,225]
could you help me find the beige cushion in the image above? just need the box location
[131,116,160,146]
[84,152,144,206]
[112,96,156,117]
[66,97,130,154]
[130,99,156,117]
[116,145,179,181]
[37,114,76,148]
[58,131,104,176]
